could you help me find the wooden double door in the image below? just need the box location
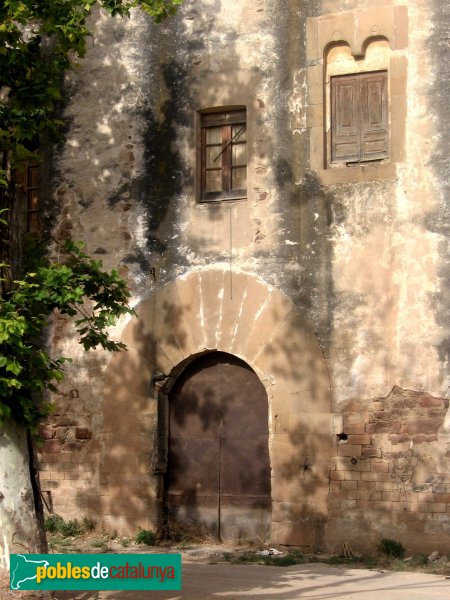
[166,352,271,540]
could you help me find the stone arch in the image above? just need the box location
[102,267,333,547]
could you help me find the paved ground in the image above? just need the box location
[54,562,450,600]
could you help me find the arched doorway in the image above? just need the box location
[165,352,271,541]
[103,267,332,544]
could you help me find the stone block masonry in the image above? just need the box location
[327,386,450,554]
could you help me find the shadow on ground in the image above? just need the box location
[54,562,450,600]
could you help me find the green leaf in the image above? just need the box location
[0,0,182,431]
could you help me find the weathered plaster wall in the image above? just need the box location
[304,0,450,552]
[38,0,450,552]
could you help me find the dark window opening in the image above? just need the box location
[331,70,388,164]
[25,164,40,234]
[12,162,41,234]
[199,109,247,202]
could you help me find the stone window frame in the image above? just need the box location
[306,6,408,185]
[196,106,247,203]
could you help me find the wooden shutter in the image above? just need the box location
[331,71,388,164]
[360,71,388,161]
[331,75,360,163]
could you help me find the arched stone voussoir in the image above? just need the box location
[220,277,275,356]
[122,285,197,365]
[172,266,260,355]
[173,270,206,352]
[253,310,325,376]
[197,267,227,350]
[241,290,296,363]
[173,266,271,357]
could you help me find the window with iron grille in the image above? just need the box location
[331,70,388,164]
[199,109,247,202]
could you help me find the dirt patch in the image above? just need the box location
[2,534,450,600]
[0,571,50,600]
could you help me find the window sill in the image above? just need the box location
[198,194,247,204]
[317,162,397,186]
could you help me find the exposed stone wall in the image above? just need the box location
[38,388,99,521]
[328,387,450,553]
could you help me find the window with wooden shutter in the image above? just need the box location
[200,109,247,202]
[331,71,388,164]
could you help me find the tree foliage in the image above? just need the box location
[0,0,182,176]
[0,228,135,431]
[0,0,182,430]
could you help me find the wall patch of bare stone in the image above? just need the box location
[327,386,450,554]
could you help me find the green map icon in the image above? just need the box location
[10,554,49,590]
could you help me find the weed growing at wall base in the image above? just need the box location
[45,514,96,537]
[136,529,157,546]
[379,538,406,559]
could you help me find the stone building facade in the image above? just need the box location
[38,0,450,554]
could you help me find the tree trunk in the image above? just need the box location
[0,420,47,574]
